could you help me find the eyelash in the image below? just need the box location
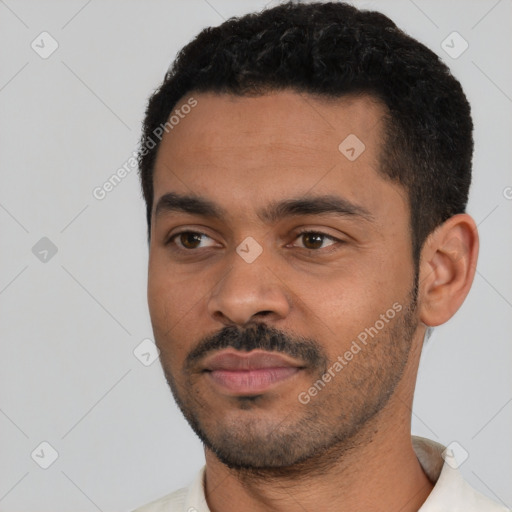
[293,228,342,250]
[166,229,344,252]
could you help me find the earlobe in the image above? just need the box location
[419,214,479,327]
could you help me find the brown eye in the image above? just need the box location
[302,232,325,249]
[294,231,338,250]
[168,231,217,250]
[179,232,203,249]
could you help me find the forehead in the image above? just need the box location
[152,90,405,223]
[159,90,385,161]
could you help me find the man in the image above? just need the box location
[133,2,507,511]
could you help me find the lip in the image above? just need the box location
[203,349,303,371]
[202,349,304,395]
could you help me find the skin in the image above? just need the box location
[147,90,479,512]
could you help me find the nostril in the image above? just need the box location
[255,311,273,317]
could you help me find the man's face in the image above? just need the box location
[148,91,420,470]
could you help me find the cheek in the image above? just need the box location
[296,253,411,349]
[147,255,212,354]
[147,258,168,322]
[148,249,192,312]
[147,257,188,338]
[147,270,187,369]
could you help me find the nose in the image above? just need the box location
[207,249,292,326]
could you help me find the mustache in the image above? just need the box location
[185,322,328,371]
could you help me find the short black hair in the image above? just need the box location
[138,1,473,265]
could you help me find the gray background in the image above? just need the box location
[0,0,511,510]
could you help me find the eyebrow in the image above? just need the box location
[154,192,374,224]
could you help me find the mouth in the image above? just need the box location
[202,349,304,395]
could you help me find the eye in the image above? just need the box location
[292,230,340,250]
[168,231,218,250]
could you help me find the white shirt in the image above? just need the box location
[133,436,509,511]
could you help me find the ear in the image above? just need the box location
[419,213,479,327]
